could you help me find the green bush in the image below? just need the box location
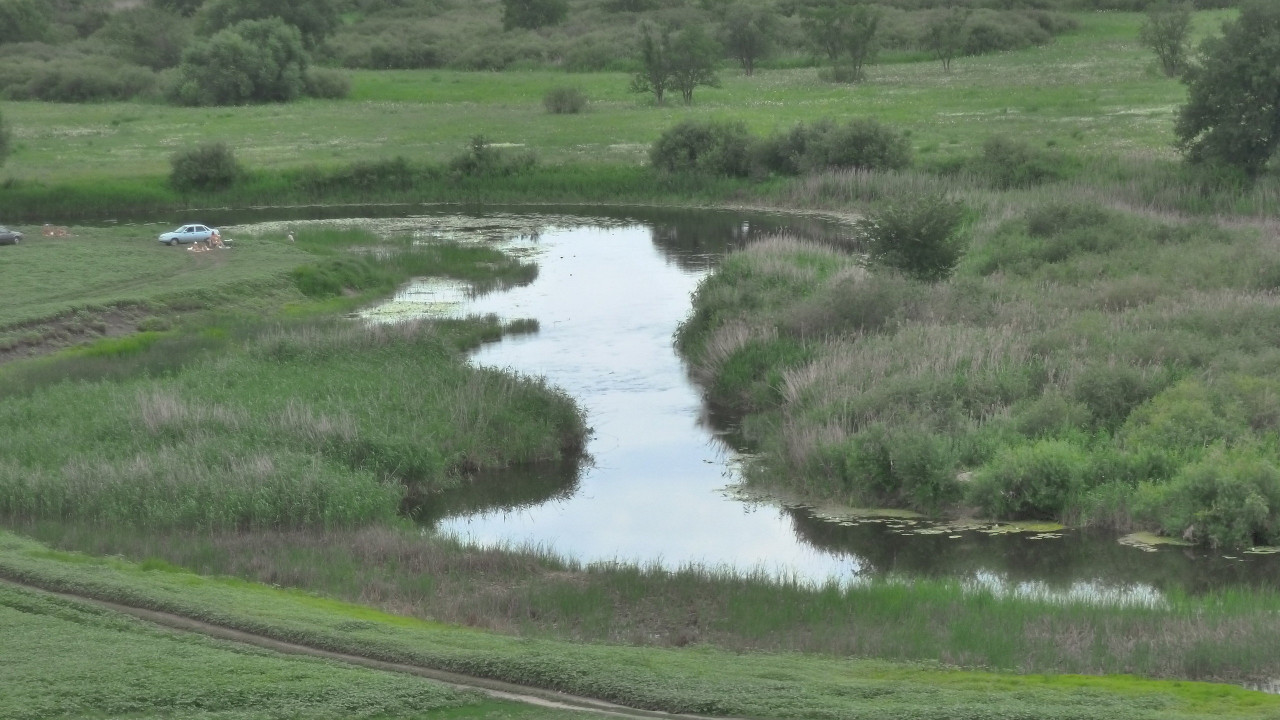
[448,136,537,178]
[169,142,241,192]
[650,119,752,177]
[1071,363,1165,431]
[842,426,960,512]
[968,439,1089,519]
[1137,446,1280,548]
[972,135,1072,189]
[0,52,156,102]
[712,335,813,411]
[170,18,308,105]
[543,86,587,114]
[754,118,912,175]
[304,67,350,99]
[858,194,967,282]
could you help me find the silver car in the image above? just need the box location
[0,226,22,245]
[158,224,216,246]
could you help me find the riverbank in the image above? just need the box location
[3,529,1277,719]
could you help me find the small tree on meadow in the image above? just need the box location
[721,3,778,76]
[925,7,968,73]
[668,25,721,104]
[800,0,881,83]
[1140,1,1193,77]
[501,0,569,30]
[1175,1,1280,178]
[631,23,672,105]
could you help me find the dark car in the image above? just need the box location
[158,224,217,246]
[0,226,22,245]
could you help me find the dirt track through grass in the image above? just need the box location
[0,576,735,720]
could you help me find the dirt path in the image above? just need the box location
[0,577,739,720]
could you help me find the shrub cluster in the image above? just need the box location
[652,118,913,177]
[857,194,967,282]
[448,136,538,178]
[169,142,242,192]
[543,86,587,114]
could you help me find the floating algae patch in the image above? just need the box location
[1244,546,1280,555]
[1119,532,1193,552]
[358,278,471,323]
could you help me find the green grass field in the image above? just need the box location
[0,12,1226,185]
[3,530,1278,720]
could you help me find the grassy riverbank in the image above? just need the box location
[0,225,585,529]
[3,530,1277,720]
[9,520,1280,685]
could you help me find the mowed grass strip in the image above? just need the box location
[0,530,1275,720]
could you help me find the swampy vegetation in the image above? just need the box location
[4,3,1280,719]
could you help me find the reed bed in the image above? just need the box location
[678,200,1280,544]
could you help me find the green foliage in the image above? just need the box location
[0,0,50,44]
[971,134,1072,189]
[303,67,351,99]
[94,5,190,70]
[712,335,813,410]
[720,3,778,76]
[668,24,721,104]
[631,23,721,105]
[925,7,967,71]
[543,85,587,114]
[501,0,569,31]
[1175,1,1280,178]
[171,18,309,106]
[801,0,881,83]
[650,119,752,176]
[844,426,960,512]
[858,194,967,282]
[447,135,538,178]
[169,142,242,192]
[1138,445,1280,548]
[1139,1,1192,77]
[755,118,913,176]
[968,439,1089,519]
[195,0,339,49]
[0,52,157,102]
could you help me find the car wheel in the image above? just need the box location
[167,239,176,246]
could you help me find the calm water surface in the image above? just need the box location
[234,205,1280,596]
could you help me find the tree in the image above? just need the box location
[1140,1,1192,77]
[925,7,967,73]
[96,5,191,70]
[631,23,672,105]
[195,0,338,49]
[152,0,205,17]
[0,0,50,43]
[800,0,880,82]
[720,3,778,76]
[1174,2,1280,178]
[668,25,721,104]
[171,18,308,105]
[501,0,568,30]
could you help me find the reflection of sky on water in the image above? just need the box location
[422,225,861,581]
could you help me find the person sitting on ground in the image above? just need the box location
[209,230,224,249]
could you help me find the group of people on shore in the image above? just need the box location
[187,229,228,253]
